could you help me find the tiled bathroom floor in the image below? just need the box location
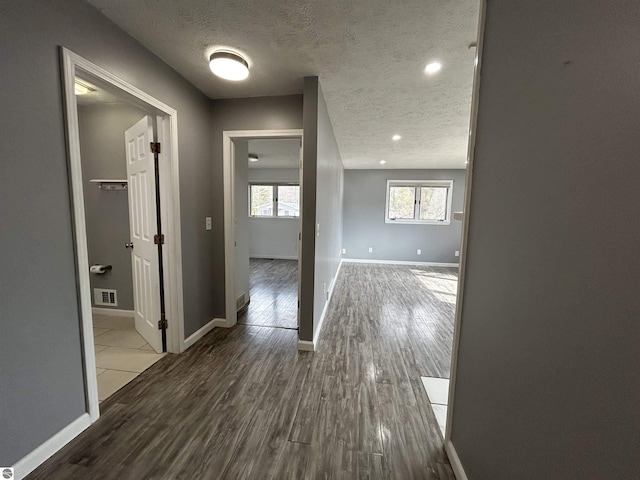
[93,314,164,401]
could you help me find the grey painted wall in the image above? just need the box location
[78,103,148,311]
[343,169,464,264]
[0,0,213,466]
[451,1,640,479]
[300,77,345,341]
[210,95,303,319]
[234,140,250,306]
[248,168,300,259]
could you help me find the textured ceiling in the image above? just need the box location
[247,139,300,169]
[86,0,479,169]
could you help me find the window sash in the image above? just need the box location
[249,183,299,218]
[386,180,452,223]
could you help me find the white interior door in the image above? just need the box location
[125,116,163,353]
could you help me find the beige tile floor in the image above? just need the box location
[93,314,164,401]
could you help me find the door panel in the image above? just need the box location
[125,116,163,353]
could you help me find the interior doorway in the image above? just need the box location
[222,130,304,331]
[235,138,301,329]
[62,48,185,420]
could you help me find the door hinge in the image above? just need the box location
[298,300,300,308]
[154,234,165,245]
[158,316,168,330]
[150,142,161,154]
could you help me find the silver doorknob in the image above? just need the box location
[125,242,134,249]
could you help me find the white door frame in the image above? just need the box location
[222,129,304,328]
[61,48,185,423]
[444,0,487,472]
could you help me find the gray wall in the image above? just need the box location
[300,77,345,341]
[234,141,250,306]
[451,1,640,479]
[0,0,213,466]
[79,103,148,311]
[343,169,464,264]
[210,95,303,318]
[248,168,300,259]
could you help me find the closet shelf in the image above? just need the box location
[90,179,128,190]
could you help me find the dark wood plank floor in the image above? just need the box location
[238,258,298,329]
[28,263,457,479]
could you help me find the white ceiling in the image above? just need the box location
[86,0,479,169]
[247,139,301,169]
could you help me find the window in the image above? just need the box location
[250,183,300,218]
[385,180,453,224]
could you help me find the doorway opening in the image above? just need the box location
[222,130,304,332]
[62,48,185,420]
[237,139,301,329]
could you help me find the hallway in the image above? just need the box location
[29,263,457,479]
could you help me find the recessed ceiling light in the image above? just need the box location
[209,51,249,81]
[74,84,89,95]
[249,154,259,162]
[392,134,402,141]
[425,62,442,74]
[379,160,386,165]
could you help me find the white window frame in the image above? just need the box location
[385,179,453,225]
[249,182,300,219]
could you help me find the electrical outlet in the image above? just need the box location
[417,249,421,255]
[323,282,327,295]
[368,247,373,253]
[316,223,320,237]
[342,248,346,254]
[205,217,212,230]
[455,250,460,257]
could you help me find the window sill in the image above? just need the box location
[385,219,451,226]
[249,216,300,220]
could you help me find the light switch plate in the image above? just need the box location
[455,250,460,257]
[205,217,212,230]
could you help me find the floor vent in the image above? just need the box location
[94,288,118,306]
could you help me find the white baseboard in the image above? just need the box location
[297,340,315,351]
[184,318,226,349]
[249,254,298,260]
[13,413,91,480]
[91,307,135,317]
[342,258,459,268]
[445,440,468,480]
[297,259,344,352]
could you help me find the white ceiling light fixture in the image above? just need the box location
[379,160,386,165]
[249,154,259,162]
[209,51,249,81]
[74,79,96,95]
[425,62,442,75]
[392,134,402,141]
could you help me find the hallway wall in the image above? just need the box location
[300,77,345,342]
[0,0,213,468]
[78,103,147,311]
[451,1,640,478]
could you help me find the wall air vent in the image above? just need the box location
[94,288,118,306]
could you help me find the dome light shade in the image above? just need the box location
[209,51,249,81]
[249,154,259,162]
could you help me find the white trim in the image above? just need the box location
[61,48,185,434]
[223,129,304,329]
[445,0,487,448]
[12,414,90,480]
[342,258,459,268]
[91,307,135,318]
[445,441,469,480]
[183,318,226,349]
[297,340,315,351]
[249,254,298,260]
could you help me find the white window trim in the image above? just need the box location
[249,182,300,219]
[384,179,453,225]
